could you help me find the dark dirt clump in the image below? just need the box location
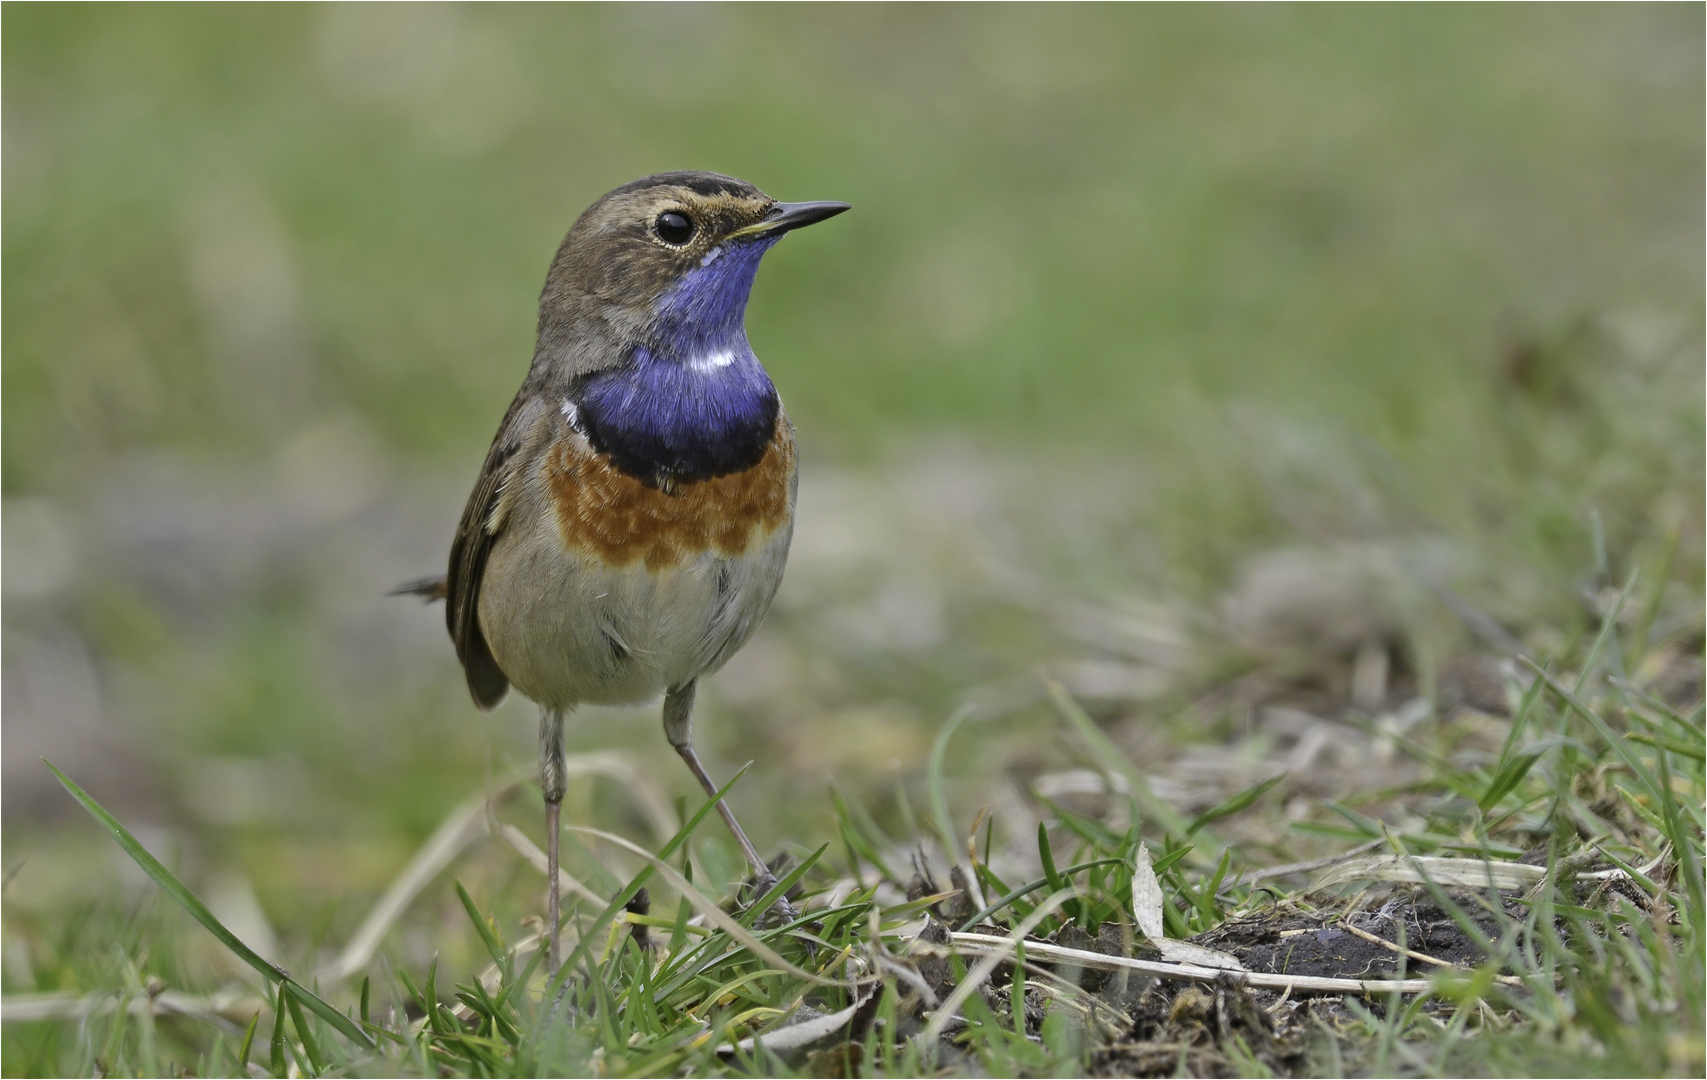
[1197,890,1498,980]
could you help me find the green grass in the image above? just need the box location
[13,584,1703,1077]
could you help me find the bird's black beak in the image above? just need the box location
[752,200,851,237]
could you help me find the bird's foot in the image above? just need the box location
[742,864,822,958]
[744,870,802,927]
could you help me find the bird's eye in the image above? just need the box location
[655,211,695,245]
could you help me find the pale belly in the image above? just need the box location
[477,515,792,710]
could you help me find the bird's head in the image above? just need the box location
[535,171,848,370]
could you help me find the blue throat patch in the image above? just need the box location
[573,237,782,486]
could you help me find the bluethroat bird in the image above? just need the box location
[397,171,848,973]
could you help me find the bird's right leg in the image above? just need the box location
[539,707,567,975]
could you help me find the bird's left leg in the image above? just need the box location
[662,681,799,923]
[539,707,567,974]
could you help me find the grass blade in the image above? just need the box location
[928,704,976,868]
[1655,752,1704,933]
[1044,676,1194,838]
[1478,738,1578,812]
[957,857,1127,931]
[237,1009,260,1075]
[283,989,325,1076]
[455,880,508,970]
[1039,821,1079,927]
[268,982,288,1078]
[45,759,376,1050]
[831,787,894,880]
[1522,661,1663,800]
[1626,731,1706,761]
[1188,773,1286,835]
[1037,821,1067,896]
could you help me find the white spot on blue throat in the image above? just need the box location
[700,245,724,267]
[686,348,737,372]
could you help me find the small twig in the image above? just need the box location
[1337,922,1522,986]
[949,932,1440,996]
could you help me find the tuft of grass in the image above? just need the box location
[26,569,1701,1076]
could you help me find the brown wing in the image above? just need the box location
[446,391,547,710]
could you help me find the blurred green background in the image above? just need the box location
[3,2,1701,1051]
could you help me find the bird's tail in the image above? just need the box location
[389,574,448,603]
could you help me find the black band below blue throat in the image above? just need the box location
[570,349,780,488]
